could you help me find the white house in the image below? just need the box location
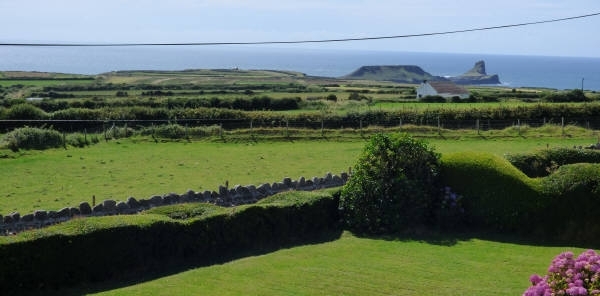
[416,80,470,99]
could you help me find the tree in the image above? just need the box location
[339,133,441,235]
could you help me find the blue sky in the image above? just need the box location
[2,0,600,57]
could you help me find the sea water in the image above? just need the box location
[0,46,598,90]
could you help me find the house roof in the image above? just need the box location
[428,81,469,95]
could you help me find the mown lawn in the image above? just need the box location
[87,231,585,296]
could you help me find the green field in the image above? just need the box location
[0,139,362,214]
[1,135,596,215]
[82,231,582,296]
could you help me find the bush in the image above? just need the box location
[66,132,99,147]
[506,148,600,177]
[2,103,48,120]
[1,127,63,151]
[340,133,441,234]
[543,89,588,102]
[419,95,446,103]
[524,249,600,296]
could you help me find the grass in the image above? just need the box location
[0,139,363,214]
[85,231,587,296]
[1,131,597,215]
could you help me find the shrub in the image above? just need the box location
[340,133,441,235]
[2,103,47,120]
[51,108,103,120]
[543,89,588,102]
[523,249,600,296]
[65,132,99,147]
[419,95,446,103]
[1,127,63,151]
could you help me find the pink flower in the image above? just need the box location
[525,250,600,296]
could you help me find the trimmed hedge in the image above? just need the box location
[441,152,600,244]
[0,190,340,293]
[440,152,543,233]
[506,147,600,177]
[538,163,600,243]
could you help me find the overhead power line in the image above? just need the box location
[2,12,599,47]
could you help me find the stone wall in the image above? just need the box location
[1,172,348,235]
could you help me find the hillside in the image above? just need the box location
[341,65,445,83]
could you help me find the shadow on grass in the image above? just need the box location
[350,228,600,249]
[39,230,344,296]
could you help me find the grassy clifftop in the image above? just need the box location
[342,65,443,83]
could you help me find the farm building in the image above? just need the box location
[416,80,470,99]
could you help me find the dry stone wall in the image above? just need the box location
[1,172,348,235]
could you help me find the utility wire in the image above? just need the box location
[2,12,599,47]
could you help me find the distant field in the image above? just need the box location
[0,79,95,88]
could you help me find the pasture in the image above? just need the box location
[0,133,595,215]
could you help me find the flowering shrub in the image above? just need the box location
[524,249,600,296]
[436,186,465,228]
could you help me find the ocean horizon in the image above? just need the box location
[1,46,599,91]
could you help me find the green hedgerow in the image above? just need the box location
[1,127,63,151]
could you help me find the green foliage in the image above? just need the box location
[145,202,224,220]
[419,95,446,103]
[137,123,222,139]
[440,152,542,233]
[347,92,370,102]
[506,147,600,177]
[340,133,441,234]
[1,127,63,151]
[65,132,99,147]
[537,163,600,242]
[0,191,340,293]
[543,89,588,102]
[1,103,47,119]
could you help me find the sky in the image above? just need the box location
[1,0,600,58]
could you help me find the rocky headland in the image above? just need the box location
[343,60,500,85]
[448,60,501,85]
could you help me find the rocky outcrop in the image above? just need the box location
[343,62,500,85]
[449,61,500,85]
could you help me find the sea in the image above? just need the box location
[1,46,599,91]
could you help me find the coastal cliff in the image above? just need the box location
[342,61,501,85]
[341,65,445,83]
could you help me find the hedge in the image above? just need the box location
[441,152,600,244]
[506,147,600,177]
[537,163,600,243]
[440,152,543,233]
[0,190,341,293]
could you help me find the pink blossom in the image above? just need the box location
[525,250,600,296]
